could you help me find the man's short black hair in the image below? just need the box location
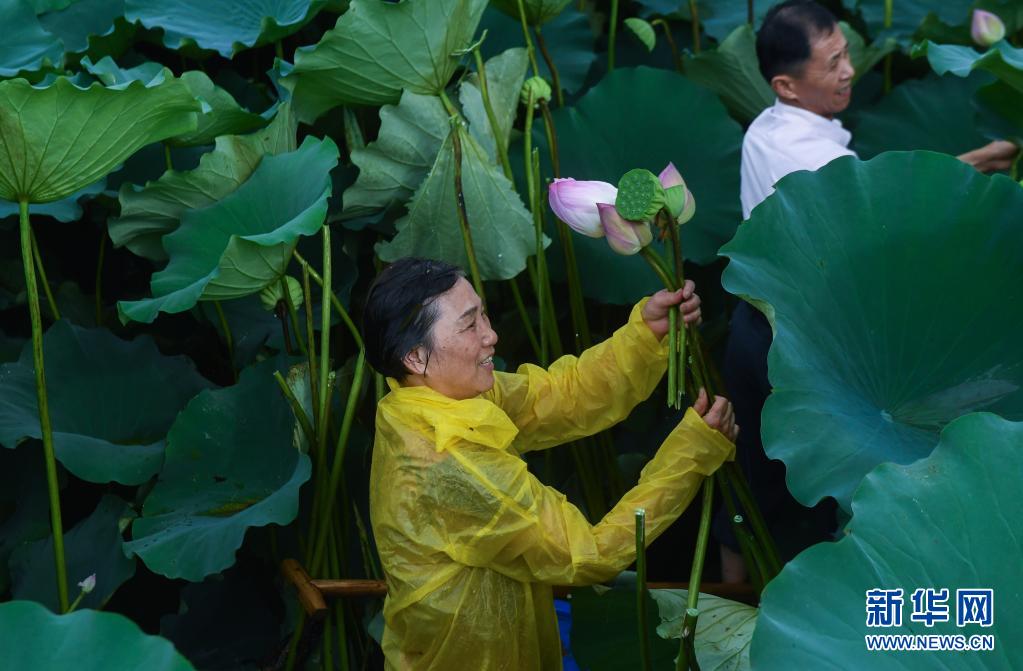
[757,0,839,83]
[361,257,465,380]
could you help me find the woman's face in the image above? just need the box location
[407,277,499,400]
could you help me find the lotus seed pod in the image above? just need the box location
[260,275,304,312]
[520,76,552,107]
[615,168,665,222]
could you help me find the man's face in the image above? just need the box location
[785,25,855,118]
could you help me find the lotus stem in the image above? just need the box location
[342,107,365,159]
[375,371,385,403]
[523,91,549,363]
[689,0,701,54]
[19,200,68,612]
[275,39,284,61]
[609,0,620,71]
[30,230,59,321]
[281,276,307,354]
[724,461,782,578]
[292,250,364,348]
[317,227,333,456]
[94,231,106,326]
[687,479,715,612]
[273,371,317,455]
[301,265,320,427]
[653,19,683,72]
[666,213,687,408]
[283,611,306,671]
[676,608,701,671]
[715,471,766,594]
[163,143,173,172]
[635,509,652,671]
[534,26,565,107]
[211,301,236,381]
[531,148,551,364]
[748,0,754,25]
[883,0,893,93]
[515,0,542,76]
[471,45,515,182]
[448,126,487,305]
[509,276,543,360]
[353,500,382,579]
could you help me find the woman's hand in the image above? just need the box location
[693,388,738,442]
[641,280,701,340]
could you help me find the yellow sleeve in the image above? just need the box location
[418,409,734,586]
[486,299,668,454]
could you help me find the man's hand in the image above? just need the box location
[641,280,700,340]
[958,140,1019,174]
[692,388,738,442]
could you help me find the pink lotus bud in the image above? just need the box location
[548,178,617,238]
[598,203,653,255]
[78,574,96,594]
[972,10,1005,47]
[658,162,686,189]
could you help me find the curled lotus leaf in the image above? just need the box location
[38,0,128,56]
[913,39,1023,93]
[0,1,63,78]
[720,151,1023,511]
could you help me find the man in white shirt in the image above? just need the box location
[719,0,1017,583]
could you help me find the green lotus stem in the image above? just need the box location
[353,500,382,579]
[724,461,782,578]
[676,608,701,671]
[317,227,333,455]
[687,478,714,612]
[30,230,59,321]
[333,603,351,671]
[94,231,106,326]
[609,0,620,71]
[635,509,651,671]
[667,308,678,406]
[534,26,565,107]
[748,0,754,24]
[472,46,515,181]
[322,605,335,671]
[715,471,766,594]
[342,107,365,158]
[301,265,321,427]
[446,122,487,304]
[531,148,552,364]
[310,350,367,575]
[273,371,317,452]
[281,276,307,355]
[666,213,687,408]
[523,90,549,361]
[211,301,236,381]
[514,0,542,76]
[375,371,386,403]
[19,200,68,612]
[283,611,306,671]
[883,0,893,93]
[509,276,543,360]
[653,19,683,72]
[689,0,701,54]
[291,250,364,348]
[163,143,173,172]
[275,40,284,61]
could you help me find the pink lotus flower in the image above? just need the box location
[658,162,686,189]
[972,10,1005,47]
[548,178,618,237]
[598,203,653,255]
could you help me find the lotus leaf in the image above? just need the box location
[682,24,774,124]
[751,412,1023,670]
[124,0,325,58]
[10,494,136,612]
[0,444,54,594]
[0,1,63,78]
[375,124,537,281]
[286,0,489,120]
[460,48,530,165]
[850,0,973,38]
[117,135,338,324]
[0,77,199,204]
[545,67,743,304]
[124,358,312,581]
[0,180,106,223]
[38,0,125,55]
[0,600,195,670]
[720,151,1023,511]
[652,589,756,671]
[0,320,213,484]
[635,0,767,40]
[488,0,571,26]
[110,103,296,261]
[853,74,990,159]
[976,80,1023,143]
[914,39,1023,93]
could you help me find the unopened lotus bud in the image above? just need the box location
[78,574,96,594]
[615,169,665,223]
[971,10,1005,47]
[260,276,303,312]
[658,163,696,224]
[549,178,617,237]
[520,76,552,107]
[598,203,653,255]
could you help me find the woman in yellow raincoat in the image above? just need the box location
[361,257,738,670]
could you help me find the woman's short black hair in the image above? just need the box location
[361,257,465,380]
[757,0,838,83]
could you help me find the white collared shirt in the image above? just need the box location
[740,99,857,219]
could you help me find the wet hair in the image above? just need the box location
[757,0,838,83]
[361,257,465,380]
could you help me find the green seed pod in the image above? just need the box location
[520,76,552,107]
[260,275,303,312]
[615,168,666,222]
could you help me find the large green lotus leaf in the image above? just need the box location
[0,1,63,78]
[853,74,990,159]
[0,180,105,223]
[752,412,1023,670]
[10,495,136,612]
[125,358,312,581]
[720,152,1023,511]
[489,0,571,25]
[117,136,337,324]
[460,48,529,165]
[914,39,1023,94]
[341,91,448,218]
[0,320,213,484]
[376,124,537,281]
[110,104,296,261]
[0,600,195,670]
[0,77,199,204]
[479,6,595,98]
[652,589,756,671]
[0,444,54,594]
[286,0,488,121]
[38,0,125,55]
[545,67,743,304]
[976,80,1023,143]
[682,24,774,124]
[124,0,324,58]
[850,0,973,38]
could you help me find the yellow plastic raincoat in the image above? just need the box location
[370,301,735,670]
